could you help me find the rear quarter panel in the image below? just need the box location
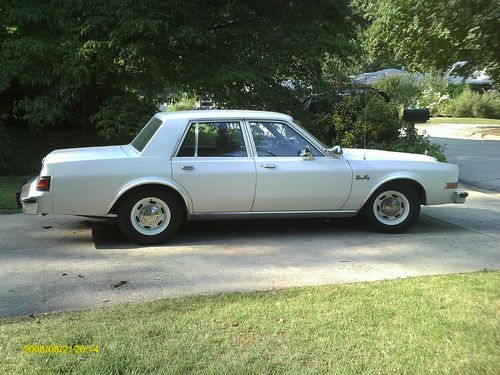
[52,117,188,216]
[52,157,174,216]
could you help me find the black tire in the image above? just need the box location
[362,182,420,233]
[117,188,184,245]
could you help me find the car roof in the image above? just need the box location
[154,110,293,122]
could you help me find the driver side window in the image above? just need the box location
[249,122,321,157]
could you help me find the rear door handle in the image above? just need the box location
[181,165,194,170]
[262,163,276,169]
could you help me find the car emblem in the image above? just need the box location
[356,174,370,181]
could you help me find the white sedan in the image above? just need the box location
[19,110,468,244]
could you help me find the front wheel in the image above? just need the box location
[362,182,420,233]
[117,188,183,245]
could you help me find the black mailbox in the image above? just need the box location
[403,108,430,123]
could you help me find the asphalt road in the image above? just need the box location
[1,186,499,318]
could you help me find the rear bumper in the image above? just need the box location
[18,176,52,215]
[453,189,468,204]
[21,196,38,214]
[18,177,38,214]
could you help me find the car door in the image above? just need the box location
[172,120,256,213]
[248,121,352,211]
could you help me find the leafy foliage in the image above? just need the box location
[374,74,451,114]
[391,125,447,162]
[445,89,500,119]
[166,95,197,112]
[373,74,500,119]
[303,90,446,161]
[0,125,12,173]
[365,0,499,84]
[0,0,357,138]
[373,75,420,108]
[416,75,451,114]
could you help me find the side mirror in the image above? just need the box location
[327,145,343,156]
[299,145,314,160]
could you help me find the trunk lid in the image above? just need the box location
[44,145,130,164]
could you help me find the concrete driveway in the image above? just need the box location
[1,186,499,318]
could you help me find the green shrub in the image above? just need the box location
[336,94,402,149]
[416,74,450,112]
[447,83,468,99]
[0,125,12,175]
[374,75,421,108]
[303,91,446,161]
[167,97,197,111]
[91,95,156,139]
[374,74,455,115]
[12,96,66,132]
[390,124,447,162]
[445,89,500,119]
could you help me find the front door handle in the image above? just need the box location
[262,163,276,169]
[181,165,194,170]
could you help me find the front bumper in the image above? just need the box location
[453,189,468,204]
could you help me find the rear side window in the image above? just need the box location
[177,125,196,156]
[177,122,247,157]
[131,117,163,152]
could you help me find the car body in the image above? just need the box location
[19,110,468,244]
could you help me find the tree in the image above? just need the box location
[0,0,358,137]
[363,0,499,84]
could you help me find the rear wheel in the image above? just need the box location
[362,182,420,233]
[117,188,183,245]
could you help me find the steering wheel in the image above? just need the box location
[266,138,279,156]
[297,145,312,157]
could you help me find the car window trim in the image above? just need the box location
[245,120,326,158]
[194,122,199,157]
[173,119,251,158]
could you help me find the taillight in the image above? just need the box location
[37,176,51,191]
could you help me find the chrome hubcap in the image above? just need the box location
[131,197,171,236]
[139,205,162,227]
[380,197,401,216]
[373,190,410,226]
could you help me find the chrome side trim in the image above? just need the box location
[188,210,357,220]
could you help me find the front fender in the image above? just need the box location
[342,170,428,211]
[360,174,427,208]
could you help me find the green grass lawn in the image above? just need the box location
[0,272,498,374]
[0,176,29,214]
[429,117,500,125]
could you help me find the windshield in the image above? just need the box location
[130,117,163,152]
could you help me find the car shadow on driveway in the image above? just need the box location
[90,215,462,250]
